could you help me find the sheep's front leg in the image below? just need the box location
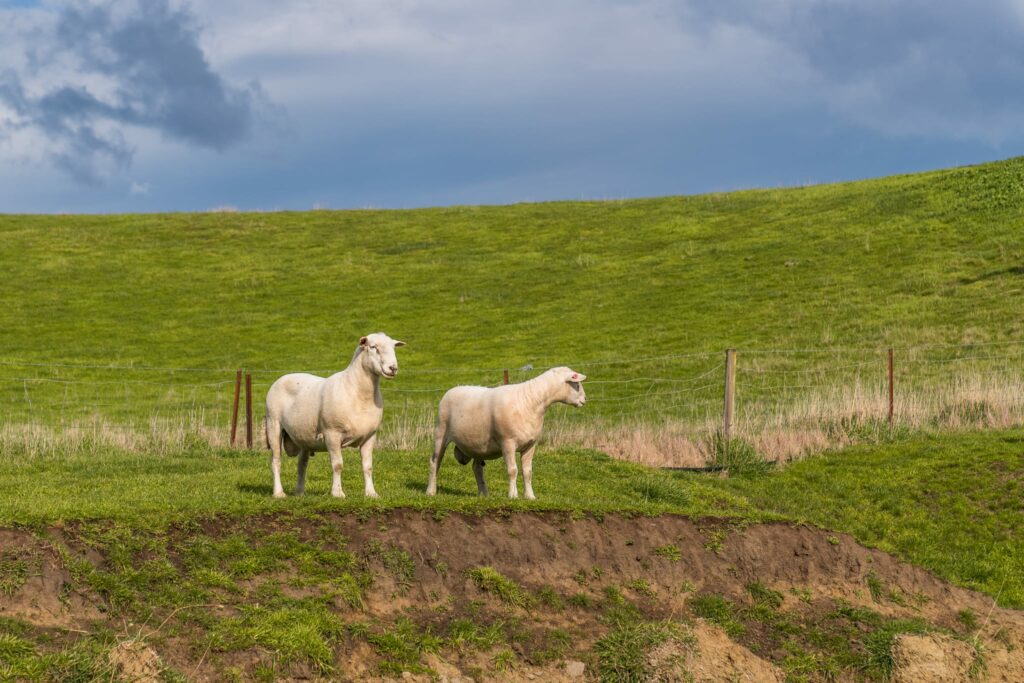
[473,458,488,496]
[325,432,346,498]
[521,443,537,500]
[295,451,310,496]
[502,440,519,499]
[360,434,379,498]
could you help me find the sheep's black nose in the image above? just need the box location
[389,365,398,374]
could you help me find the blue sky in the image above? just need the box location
[2,0,1023,213]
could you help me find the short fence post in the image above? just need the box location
[230,369,242,447]
[887,348,894,426]
[723,349,737,438]
[245,373,253,449]
[503,369,509,385]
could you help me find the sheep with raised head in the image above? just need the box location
[426,367,587,499]
[264,332,405,499]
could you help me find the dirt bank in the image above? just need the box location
[1,511,1021,681]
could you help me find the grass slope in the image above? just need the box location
[1,429,1021,608]
[2,157,1024,424]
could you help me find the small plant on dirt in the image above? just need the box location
[432,559,449,579]
[628,579,656,598]
[492,648,517,672]
[0,550,35,596]
[827,535,840,546]
[862,618,932,680]
[654,544,682,562]
[689,594,745,638]
[573,569,590,586]
[529,628,572,665]
[367,617,442,675]
[207,597,345,676]
[446,618,506,653]
[568,592,593,608]
[789,586,813,604]
[865,571,885,603]
[468,567,532,608]
[366,541,416,590]
[537,585,565,610]
[680,580,696,593]
[702,529,729,554]
[747,582,784,610]
[958,608,979,630]
[594,618,690,683]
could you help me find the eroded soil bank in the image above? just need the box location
[1,511,1022,681]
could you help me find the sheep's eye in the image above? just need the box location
[568,381,580,391]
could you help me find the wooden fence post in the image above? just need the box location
[723,349,737,438]
[230,369,242,447]
[245,373,253,449]
[887,348,894,426]
[503,369,509,385]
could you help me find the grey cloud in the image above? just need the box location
[680,0,1024,141]
[0,0,265,183]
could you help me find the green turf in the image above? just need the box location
[3,156,1024,426]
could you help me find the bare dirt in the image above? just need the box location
[1,511,1022,681]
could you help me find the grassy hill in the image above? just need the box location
[2,157,1024,462]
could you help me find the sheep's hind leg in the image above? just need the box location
[325,432,346,498]
[295,450,311,495]
[267,418,286,499]
[472,458,488,497]
[502,440,519,499]
[426,431,448,496]
[521,443,537,501]
[360,434,379,498]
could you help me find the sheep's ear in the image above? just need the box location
[568,371,586,382]
[393,340,406,347]
[359,336,368,347]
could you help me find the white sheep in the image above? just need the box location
[426,367,587,499]
[264,333,405,499]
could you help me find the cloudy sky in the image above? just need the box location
[2,0,1023,213]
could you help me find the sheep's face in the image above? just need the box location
[358,333,405,379]
[559,368,587,407]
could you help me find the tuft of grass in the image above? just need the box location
[957,608,979,631]
[653,544,681,562]
[862,618,932,680]
[594,619,690,683]
[707,432,773,477]
[208,598,344,675]
[446,619,506,654]
[689,594,746,638]
[366,617,442,675]
[366,541,416,590]
[468,567,533,608]
[866,571,885,603]
[747,582,784,610]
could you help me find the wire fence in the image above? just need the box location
[2,340,1023,465]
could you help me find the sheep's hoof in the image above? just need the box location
[365,491,379,499]
[525,494,536,501]
[331,491,346,499]
[273,491,287,499]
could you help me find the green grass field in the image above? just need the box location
[2,156,1024,444]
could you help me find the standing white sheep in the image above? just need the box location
[264,333,405,499]
[426,367,587,499]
